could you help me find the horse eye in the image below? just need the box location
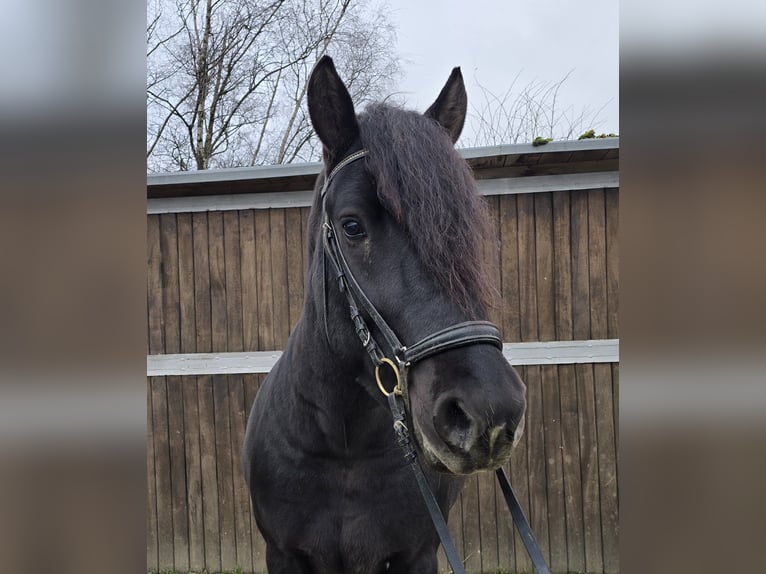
[341,219,366,239]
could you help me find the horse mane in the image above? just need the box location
[358,103,494,316]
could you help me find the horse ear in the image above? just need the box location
[307,56,359,166]
[424,67,467,143]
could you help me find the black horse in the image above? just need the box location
[243,56,527,574]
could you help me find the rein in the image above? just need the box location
[320,149,551,574]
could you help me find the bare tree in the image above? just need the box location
[147,0,399,172]
[462,70,610,148]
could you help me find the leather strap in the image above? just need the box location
[387,393,466,574]
[496,468,552,574]
[402,321,502,364]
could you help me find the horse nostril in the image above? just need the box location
[434,397,477,454]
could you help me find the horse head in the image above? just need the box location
[306,56,526,475]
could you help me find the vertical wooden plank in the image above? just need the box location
[499,195,521,343]
[286,208,306,330]
[178,212,197,353]
[209,211,237,570]
[589,189,619,573]
[224,211,244,353]
[229,374,253,574]
[193,212,213,355]
[518,194,550,567]
[477,471,499,572]
[553,191,586,573]
[577,363,602,574]
[571,191,591,340]
[483,195,503,327]
[571,191,604,573]
[606,188,620,468]
[223,211,254,573]
[213,373,236,571]
[178,213,205,572]
[517,194,538,344]
[147,215,165,354]
[208,212,228,355]
[438,494,464,574]
[193,212,221,572]
[146,381,159,573]
[612,363,619,460]
[254,210,275,351]
[150,376,174,570]
[239,211,258,352]
[240,213,260,571]
[524,365,549,564]
[534,193,555,343]
[160,214,190,572]
[559,361,585,574]
[146,216,162,572]
[552,191,573,342]
[270,209,291,347]
[535,192,568,573]
[605,189,619,340]
[588,189,608,343]
[460,475,482,573]
[148,216,173,570]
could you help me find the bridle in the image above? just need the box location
[319,148,551,574]
[320,149,503,403]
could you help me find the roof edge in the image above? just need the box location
[147,137,619,189]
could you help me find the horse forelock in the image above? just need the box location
[358,103,494,316]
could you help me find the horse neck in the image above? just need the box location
[279,299,393,455]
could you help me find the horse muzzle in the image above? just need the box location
[413,395,525,475]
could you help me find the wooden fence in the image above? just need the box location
[147,140,619,573]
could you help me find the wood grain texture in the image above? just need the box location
[477,471,500,572]
[239,211,258,351]
[191,213,222,570]
[146,216,162,571]
[499,195,521,343]
[589,189,619,573]
[178,214,205,571]
[150,375,173,569]
[208,212,237,569]
[605,189,619,340]
[222,212,253,572]
[160,214,190,572]
[460,476,482,573]
[146,381,158,572]
[269,209,291,347]
[285,208,306,330]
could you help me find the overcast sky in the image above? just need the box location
[383,0,619,141]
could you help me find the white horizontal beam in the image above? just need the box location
[503,339,619,366]
[147,171,618,214]
[147,339,619,376]
[478,171,618,197]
